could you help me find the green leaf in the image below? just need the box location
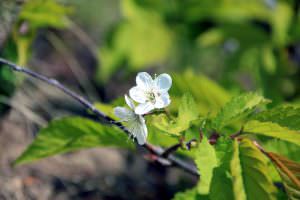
[266,152,300,200]
[212,92,270,131]
[210,139,234,200]
[252,106,300,131]
[230,139,277,200]
[172,188,203,200]
[195,136,218,194]
[209,166,234,200]
[15,117,134,165]
[244,120,300,146]
[94,102,115,119]
[152,93,199,136]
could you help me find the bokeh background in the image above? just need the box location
[0,0,300,199]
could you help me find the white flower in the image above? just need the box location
[114,95,148,145]
[129,72,172,115]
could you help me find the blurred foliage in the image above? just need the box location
[0,0,71,113]
[98,0,300,106]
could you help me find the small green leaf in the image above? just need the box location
[230,139,277,200]
[244,120,300,146]
[212,92,270,131]
[195,136,218,194]
[15,117,134,165]
[152,93,199,136]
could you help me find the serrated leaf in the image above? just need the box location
[252,106,300,131]
[244,120,300,146]
[195,136,218,194]
[152,93,199,136]
[15,117,134,165]
[212,92,270,131]
[266,152,300,200]
[230,139,277,200]
[178,93,199,123]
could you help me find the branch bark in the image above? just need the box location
[0,57,200,177]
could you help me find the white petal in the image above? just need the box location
[114,107,134,121]
[154,92,171,108]
[135,102,155,115]
[154,73,172,92]
[129,86,147,103]
[126,117,147,144]
[125,95,135,109]
[136,72,153,90]
[135,117,148,145]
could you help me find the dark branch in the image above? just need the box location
[0,57,199,177]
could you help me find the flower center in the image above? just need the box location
[146,90,160,104]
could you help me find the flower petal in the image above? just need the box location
[154,73,172,92]
[135,102,155,115]
[114,107,134,121]
[135,116,148,145]
[136,72,153,90]
[154,92,171,108]
[129,86,147,103]
[127,117,148,145]
[125,95,135,109]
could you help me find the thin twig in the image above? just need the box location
[161,138,197,158]
[230,126,244,139]
[0,58,199,177]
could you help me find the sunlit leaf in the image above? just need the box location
[212,92,270,131]
[244,120,300,146]
[195,136,218,194]
[152,93,199,136]
[15,117,134,165]
[230,139,277,200]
